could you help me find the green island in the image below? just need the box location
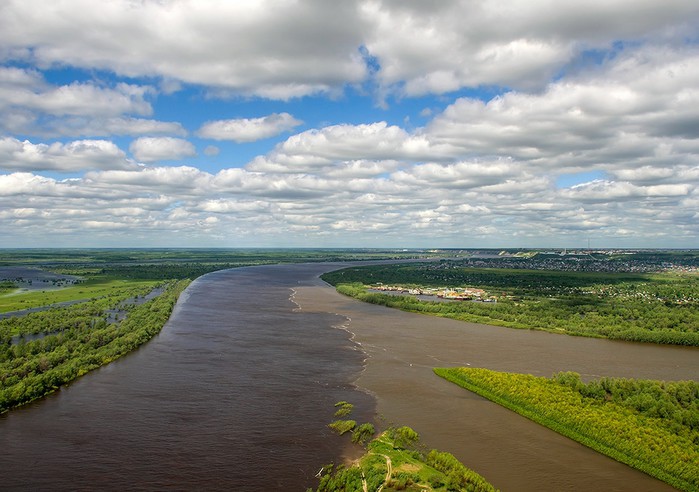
[434,367,699,491]
[321,251,699,345]
[312,401,497,492]
[0,248,427,414]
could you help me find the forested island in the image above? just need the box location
[435,368,699,491]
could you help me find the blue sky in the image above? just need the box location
[1,1,699,248]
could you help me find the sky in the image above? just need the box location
[1,0,699,249]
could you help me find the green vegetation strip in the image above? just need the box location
[322,264,699,346]
[434,367,699,492]
[0,280,189,413]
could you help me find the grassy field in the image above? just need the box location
[0,277,160,313]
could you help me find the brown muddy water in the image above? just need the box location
[0,264,373,491]
[295,274,699,492]
[2,262,698,491]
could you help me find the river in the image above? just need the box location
[2,262,698,491]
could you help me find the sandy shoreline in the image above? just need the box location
[292,282,699,491]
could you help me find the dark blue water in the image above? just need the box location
[0,263,374,491]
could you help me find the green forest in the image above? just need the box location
[435,368,699,491]
[321,264,699,345]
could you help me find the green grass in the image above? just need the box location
[0,277,159,312]
[435,367,699,492]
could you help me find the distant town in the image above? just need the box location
[425,249,699,274]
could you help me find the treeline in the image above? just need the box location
[435,367,699,491]
[1,247,426,268]
[553,372,699,439]
[322,264,655,293]
[324,266,699,346]
[0,280,189,413]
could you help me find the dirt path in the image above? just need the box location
[376,454,392,492]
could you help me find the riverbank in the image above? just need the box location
[293,280,699,491]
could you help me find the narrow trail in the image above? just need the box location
[376,454,392,492]
[361,452,392,492]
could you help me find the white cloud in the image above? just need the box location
[562,180,692,202]
[0,137,136,172]
[361,0,699,97]
[247,122,446,173]
[392,160,519,189]
[425,45,699,173]
[0,0,369,100]
[197,113,302,142]
[0,67,174,137]
[1,162,697,247]
[86,166,212,193]
[129,137,196,163]
[49,117,187,138]
[1,2,699,247]
[2,1,699,103]
[0,67,153,116]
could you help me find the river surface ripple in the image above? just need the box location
[1,263,373,491]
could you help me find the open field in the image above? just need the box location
[0,276,160,313]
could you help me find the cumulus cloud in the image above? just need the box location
[0,0,368,100]
[203,145,220,156]
[0,67,173,137]
[247,122,447,173]
[0,67,153,116]
[4,1,698,100]
[2,1,699,247]
[361,0,699,97]
[425,45,699,173]
[0,137,136,172]
[1,161,697,247]
[197,113,302,142]
[42,117,187,138]
[129,137,196,163]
